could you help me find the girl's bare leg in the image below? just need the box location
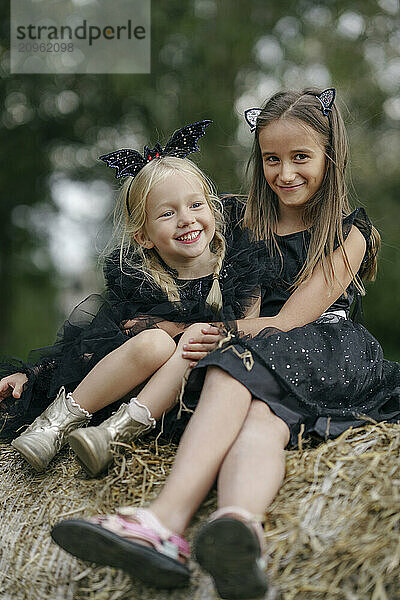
[150,367,253,535]
[132,323,223,419]
[192,401,288,600]
[217,400,289,514]
[134,351,192,419]
[72,329,176,414]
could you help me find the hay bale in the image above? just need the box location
[0,423,399,600]
[266,423,400,599]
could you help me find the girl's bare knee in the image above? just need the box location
[203,366,251,394]
[248,400,290,447]
[205,366,235,383]
[125,329,176,363]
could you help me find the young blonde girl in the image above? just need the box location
[0,121,261,476]
[52,90,399,599]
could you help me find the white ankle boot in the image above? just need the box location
[11,386,92,472]
[68,399,156,477]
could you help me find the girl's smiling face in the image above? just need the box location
[135,171,215,275]
[259,118,326,209]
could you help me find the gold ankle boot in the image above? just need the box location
[11,386,92,472]
[68,400,155,477]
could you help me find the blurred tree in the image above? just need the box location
[0,0,398,360]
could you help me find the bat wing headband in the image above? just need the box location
[99,119,212,178]
[99,119,212,215]
[244,88,336,132]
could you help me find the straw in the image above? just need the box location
[0,422,399,599]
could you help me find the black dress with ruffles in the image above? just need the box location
[0,216,262,440]
[191,208,400,447]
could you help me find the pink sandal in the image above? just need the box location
[51,506,190,589]
[194,506,268,599]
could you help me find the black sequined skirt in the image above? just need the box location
[191,315,400,447]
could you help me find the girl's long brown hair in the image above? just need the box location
[244,89,380,294]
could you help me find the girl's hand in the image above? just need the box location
[178,323,224,363]
[0,373,28,401]
[121,318,142,331]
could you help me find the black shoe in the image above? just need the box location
[194,516,268,599]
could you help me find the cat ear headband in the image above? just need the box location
[244,88,336,132]
[99,119,212,215]
[316,88,336,115]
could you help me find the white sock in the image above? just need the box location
[127,398,156,428]
[65,392,92,418]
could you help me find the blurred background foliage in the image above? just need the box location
[0,0,399,361]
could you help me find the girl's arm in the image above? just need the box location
[184,225,365,342]
[181,227,365,359]
[236,225,366,335]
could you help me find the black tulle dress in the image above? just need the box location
[192,207,400,447]
[0,214,261,440]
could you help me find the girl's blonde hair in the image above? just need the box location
[106,156,225,314]
[244,88,380,295]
